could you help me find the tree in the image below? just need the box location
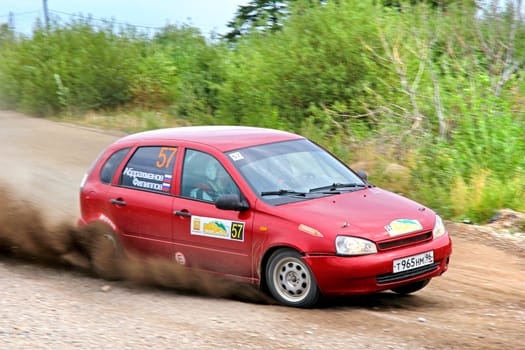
[153,24,229,116]
[0,23,15,47]
[380,0,475,10]
[224,0,290,41]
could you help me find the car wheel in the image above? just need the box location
[391,279,430,295]
[89,224,124,280]
[100,229,124,258]
[266,249,320,308]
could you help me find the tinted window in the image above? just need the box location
[227,139,365,205]
[119,146,177,193]
[100,148,130,184]
[181,149,239,202]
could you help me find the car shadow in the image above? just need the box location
[316,291,444,311]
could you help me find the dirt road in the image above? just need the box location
[0,111,523,349]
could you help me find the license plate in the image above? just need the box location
[393,251,434,273]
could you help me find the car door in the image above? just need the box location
[107,145,179,257]
[172,148,254,278]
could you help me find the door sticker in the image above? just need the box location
[191,216,245,241]
[174,252,186,265]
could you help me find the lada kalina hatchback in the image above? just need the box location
[79,126,452,307]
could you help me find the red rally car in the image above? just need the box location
[78,126,452,307]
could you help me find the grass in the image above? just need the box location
[49,110,525,225]
[50,110,191,134]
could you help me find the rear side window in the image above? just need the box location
[119,146,177,193]
[100,148,130,184]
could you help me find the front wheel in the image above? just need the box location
[391,279,430,295]
[266,249,320,308]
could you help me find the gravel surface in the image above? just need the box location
[0,111,524,349]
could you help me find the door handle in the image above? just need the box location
[109,198,127,206]
[174,211,191,217]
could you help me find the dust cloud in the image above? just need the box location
[0,187,272,304]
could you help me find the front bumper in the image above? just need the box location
[303,234,452,296]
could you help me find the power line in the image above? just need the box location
[0,10,40,19]
[0,8,164,32]
[1,7,221,38]
[48,9,165,31]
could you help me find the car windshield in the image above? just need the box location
[226,139,366,205]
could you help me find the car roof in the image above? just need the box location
[115,126,304,152]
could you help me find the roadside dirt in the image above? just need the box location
[0,110,523,349]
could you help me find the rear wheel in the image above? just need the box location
[391,279,430,295]
[76,222,124,280]
[266,249,320,308]
[99,229,124,258]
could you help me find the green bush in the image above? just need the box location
[216,1,385,131]
[0,1,523,223]
[153,25,229,120]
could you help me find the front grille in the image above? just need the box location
[376,262,439,284]
[377,231,433,251]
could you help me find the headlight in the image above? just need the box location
[335,236,377,255]
[433,215,447,239]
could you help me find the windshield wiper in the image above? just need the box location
[260,189,307,197]
[309,182,366,193]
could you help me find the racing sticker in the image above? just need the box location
[191,216,245,241]
[155,147,177,169]
[174,252,186,265]
[385,219,423,237]
[228,152,244,161]
[123,167,173,192]
[98,213,116,231]
[162,174,172,192]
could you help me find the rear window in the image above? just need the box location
[100,148,130,184]
[119,146,177,193]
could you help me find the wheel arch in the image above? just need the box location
[258,244,305,293]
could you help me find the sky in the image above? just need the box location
[0,0,250,36]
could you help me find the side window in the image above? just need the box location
[181,149,239,202]
[100,148,130,184]
[119,146,177,193]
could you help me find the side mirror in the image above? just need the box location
[215,194,250,211]
[356,170,368,180]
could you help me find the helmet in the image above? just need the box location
[205,161,220,181]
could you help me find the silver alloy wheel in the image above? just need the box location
[272,256,312,303]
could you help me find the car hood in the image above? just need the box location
[276,187,436,242]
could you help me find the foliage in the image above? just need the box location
[225,0,291,41]
[0,18,145,115]
[0,19,226,120]
[153,25,229,119]
[0,0,523,223]
[218,1,385,133]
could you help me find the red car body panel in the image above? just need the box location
[114,126,302,152]
[171,197,254,277]
[79,126,452,298]
[303,235,451,295]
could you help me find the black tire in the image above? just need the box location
[86,223,124,280]
[391,279,430,295]
[266,249,320,308]
[99,229,124,258]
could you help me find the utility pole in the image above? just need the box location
[8,11,14,30]
[43,0,49,27]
